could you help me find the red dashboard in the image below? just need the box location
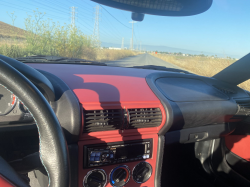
[28,64,166,187]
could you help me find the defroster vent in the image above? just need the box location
[128,108,162,129]
[83,109,123,133]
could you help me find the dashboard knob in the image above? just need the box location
[133,162,152,183]
[83,169,107,187]
[110,165,130,187]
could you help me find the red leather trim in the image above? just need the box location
[0,175,15,187]
[78,134,158,187]
[225,135,250,161]
[27,64,166,138]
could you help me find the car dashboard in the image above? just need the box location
[1,63,250,187]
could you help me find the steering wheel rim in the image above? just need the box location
[0,59,70,187]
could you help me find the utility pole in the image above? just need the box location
[130,38,133,50]
[71,6,77,28]
[129,21,137,50]
[93,5,101,48]
[121,38,124,49]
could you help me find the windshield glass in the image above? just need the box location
[0,1,249,90]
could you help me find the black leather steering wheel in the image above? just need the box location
[0,59,70,187]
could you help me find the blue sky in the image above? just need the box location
[0,0,249,58]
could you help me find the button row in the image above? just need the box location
[88,156,149,167]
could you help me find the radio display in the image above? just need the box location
[116,144,145,159]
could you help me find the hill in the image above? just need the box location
[0,21,26,39]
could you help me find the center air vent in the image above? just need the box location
[83,109,123,133]
[127,108,162,129]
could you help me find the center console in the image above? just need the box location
[78,134,158,187]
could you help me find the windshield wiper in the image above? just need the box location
[16,55,107,66]
[130,65,192,74]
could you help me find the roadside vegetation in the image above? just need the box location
[152,53,250,91]
[0,11,137,61]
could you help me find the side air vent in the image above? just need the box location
[235,98,250,116]
[127,108,162,129]
[213,85,236,94]
[83,109,123,133]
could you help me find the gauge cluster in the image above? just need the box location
[0,85,34,125]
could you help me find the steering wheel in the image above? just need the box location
[0,58,70,187]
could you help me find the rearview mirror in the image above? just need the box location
[91,0,213,21]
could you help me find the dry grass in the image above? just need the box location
[0,11,137,61]
[152,53,250,91]
[97,49,138,62]
[0,21,27,39]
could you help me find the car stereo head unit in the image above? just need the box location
[83,139,152,168]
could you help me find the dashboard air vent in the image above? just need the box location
[213,85,236,94]
[234,98,250,116]
[127,108,162,129]
[83,109,123,133]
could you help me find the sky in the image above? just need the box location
[0,0,249,58]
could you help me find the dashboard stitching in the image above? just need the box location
[0,83,51,187]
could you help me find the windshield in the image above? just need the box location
[0,1,249,90]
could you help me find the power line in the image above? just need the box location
[70,0,94,14]
[0,2,68,20]
[100,5,131,29]
[100,16,125,40]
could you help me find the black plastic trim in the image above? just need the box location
[38,70,81,144]
[146,72,240,134]
[196,138,250,186]
[68,144,78,187]
[146,73,174,135]
[154,135,164,187]
[0,55,55,102]
[92,0,212,17]
[165,123,236,144]
[225,146,250,181]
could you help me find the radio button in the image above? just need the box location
[94,157,100,161]
[96,152,101,156]
[90,152,96,157]
[90,157,95,161]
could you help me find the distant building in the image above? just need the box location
[109,47,121,50]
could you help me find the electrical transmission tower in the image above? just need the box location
[121,38,124,49]
[71,6,77,28]
[93,5,101,48]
